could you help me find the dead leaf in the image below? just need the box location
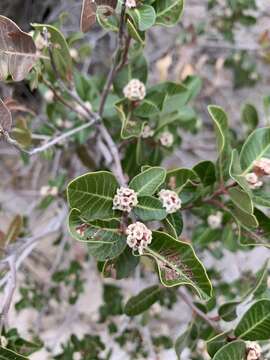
[80,0,117,33]
[156,54,172,81]
[0,97,12,133]
[5,215,23,245]
[0,16,37,81]
[4,97,35,116]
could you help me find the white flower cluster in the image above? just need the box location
[159,131,174,147]
[158,189,181,214]
[246,342,261,360]
[126,222,152,254]
[113,187,138,213]
[245,172,263,190]
[253,157,270,176]
[245,157,270,190]
[123,79,146,101]
[40,185,58,197]
[207,211,223,229]
[126,0,137,8]
[141,124,154,138]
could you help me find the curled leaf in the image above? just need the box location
[0,16,37,81]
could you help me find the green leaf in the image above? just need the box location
[230,204,258,229]
[124,285,161,316]
[235,299,270,340]
[154,0,185,27]
[208,105,228,155]
[163,212,183,238]
[32,23,73,81]
[115,98,144,139]
[218,301,240,322]
[193,161,216,186]
[175,326,193,359]
[240,209,270,247]
[240,127,270,174]
[228,187,253,214]
[96,6,119,32]
[127,19,145,44]
[166,168,198,194]
[0,347,28,359]
[241,103,259,133]
[229,149,251,195]
[129,5,156,31]
[145,231,212,300]
[68,209,126,261]
[206,332,231,358]
[212,340,246,360]
[129,167,166,196]
[208,105,231,181]
[102,247,139,279]
[134,196,167,221]
[67,171,119,221]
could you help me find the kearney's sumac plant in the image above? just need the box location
[0,0,270,359]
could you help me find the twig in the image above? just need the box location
[0,255,16,334]
[179,288,221,333]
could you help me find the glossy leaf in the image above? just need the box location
[241,103,259,133]
[0,16,37,81]
[228,187,253,214]
[67,171,119,221]
[124,285,161,316]
[129,167,166,196]
[163,212,183,238]
[102,247,139,279]
[235,299,270,340]
[206,332,231,358]
[193,160,216,186]
[145,231,212,300]
[166,168,198,194]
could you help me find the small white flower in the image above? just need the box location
[158,189,181,214]
[73,352,82,360]
[123,79,146,101]
[207,211,223,229]
[245,172,263,189]
[113,187,138,213]
[40,185,58,197]
[141,124,154,138]
[34,32,47,50]
[69,48,79,61]
[126,0,137,8]
[249,72,258,81]
[75,101,92,118]
[159,131,174,147]
[44,89,54,103]
[246,342,261,360]
[0,336,8,348]
[196,340,210,360]
[233,53,241,63]
[253,157,270,176]
[126,222,152,254]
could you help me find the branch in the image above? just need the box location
[179,288,222,333]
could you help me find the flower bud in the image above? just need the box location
[44,89,54,103]
[159,131,174,147]
[126,0,137,8]
[245,172,263,189]
[207,211,223,229]
[141,124,154,138]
